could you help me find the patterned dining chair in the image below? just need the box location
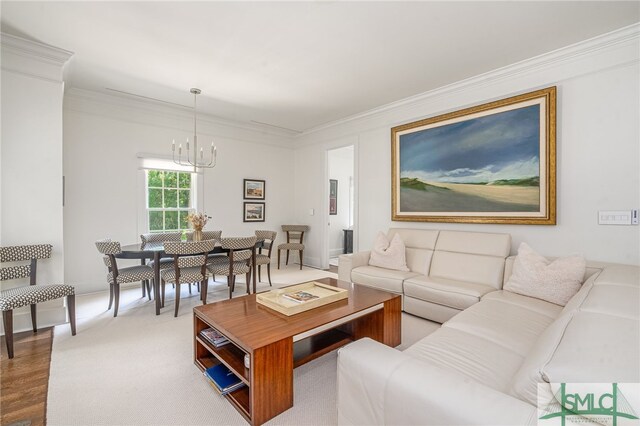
[277,225,309,270]
[95,239,155,317]
[207,236,256,299]
[254,230,277,286]
[186,230,222,242]
[141,231,181,270]
[0,244,76,359]
[160,240,215,317]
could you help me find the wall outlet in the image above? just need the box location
[598,210,633,225]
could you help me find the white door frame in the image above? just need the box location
[321,139,358,270]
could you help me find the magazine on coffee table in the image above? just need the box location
[281,291,319,303]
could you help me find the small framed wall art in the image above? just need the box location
[244,202,265,222]
[244,179,265,200]
[329,179,338,215]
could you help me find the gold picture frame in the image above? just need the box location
[391,86,556,225]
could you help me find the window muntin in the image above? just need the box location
[146,170,193,232]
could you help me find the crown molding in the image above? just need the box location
[1,32,73,82]
[299,23,640,138]
[64,87,298,148]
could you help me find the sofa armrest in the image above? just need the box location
[337,337,407,425]
[338,251,371,282]
[337,338,537,426]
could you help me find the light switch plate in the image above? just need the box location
[598,210,632,225]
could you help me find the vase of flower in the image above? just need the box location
[187,211,209,242]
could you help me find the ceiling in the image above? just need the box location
[1,2,638,133]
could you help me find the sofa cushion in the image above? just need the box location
[404,275,495,310]
[404,327,523,392]
[368,232,409,272]
[430,231,510,289]
[351,265,419,294]
[580,284,640,320]
[388,228,438,275]
[592,263,640,287]
[430,251,508,289]
[504,243,586,306]
[508,313,574,405]
[434,230,511,257]
[483,291,565,319]
[543,312,640,384]
[445,291,561,357]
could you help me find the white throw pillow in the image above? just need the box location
[368,232,410,272]
[505,243,586,306]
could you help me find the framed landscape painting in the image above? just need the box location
[391,87,556,224]
[243,202,265,222]
[244,179,265,200]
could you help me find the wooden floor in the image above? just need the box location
[1,327,53,426]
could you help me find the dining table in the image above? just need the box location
[117,241,259,315]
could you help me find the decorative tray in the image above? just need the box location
[256,281,348,316]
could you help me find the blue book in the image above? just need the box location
[204,364,244,394]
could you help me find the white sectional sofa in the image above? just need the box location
[337,231,640,425]
[339,228,512,322]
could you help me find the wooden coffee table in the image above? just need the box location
[193,277,401,425]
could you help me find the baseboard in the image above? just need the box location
[303,256,322,269]
[329,248,344,258]
[0,300,68,335]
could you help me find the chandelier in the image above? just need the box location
[172,88,217,171]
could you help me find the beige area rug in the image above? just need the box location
[48,265,440,425]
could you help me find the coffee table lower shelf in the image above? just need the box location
[193,278,401,425]
[293,328,353,368]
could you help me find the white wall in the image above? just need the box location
[1,34,72,332]
[328,146,354,257]
[63,89,296,293]
[294,25,640,267]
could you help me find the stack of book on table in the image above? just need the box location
[199,327,229,348]
[204,364,245,395]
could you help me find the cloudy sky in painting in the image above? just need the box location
[400,104,540,183]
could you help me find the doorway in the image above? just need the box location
[326,145,355,270]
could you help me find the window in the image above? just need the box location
[146,170,194,232]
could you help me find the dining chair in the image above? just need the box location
[160,240,214,317]
[277,225,309,270]
[186,230,222,242]
[254,230,277,286]
[95,239,155,317]
[0,244,76,359]
[207,236,256,299]
[140,233,182,290]
[185,230,222,291]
